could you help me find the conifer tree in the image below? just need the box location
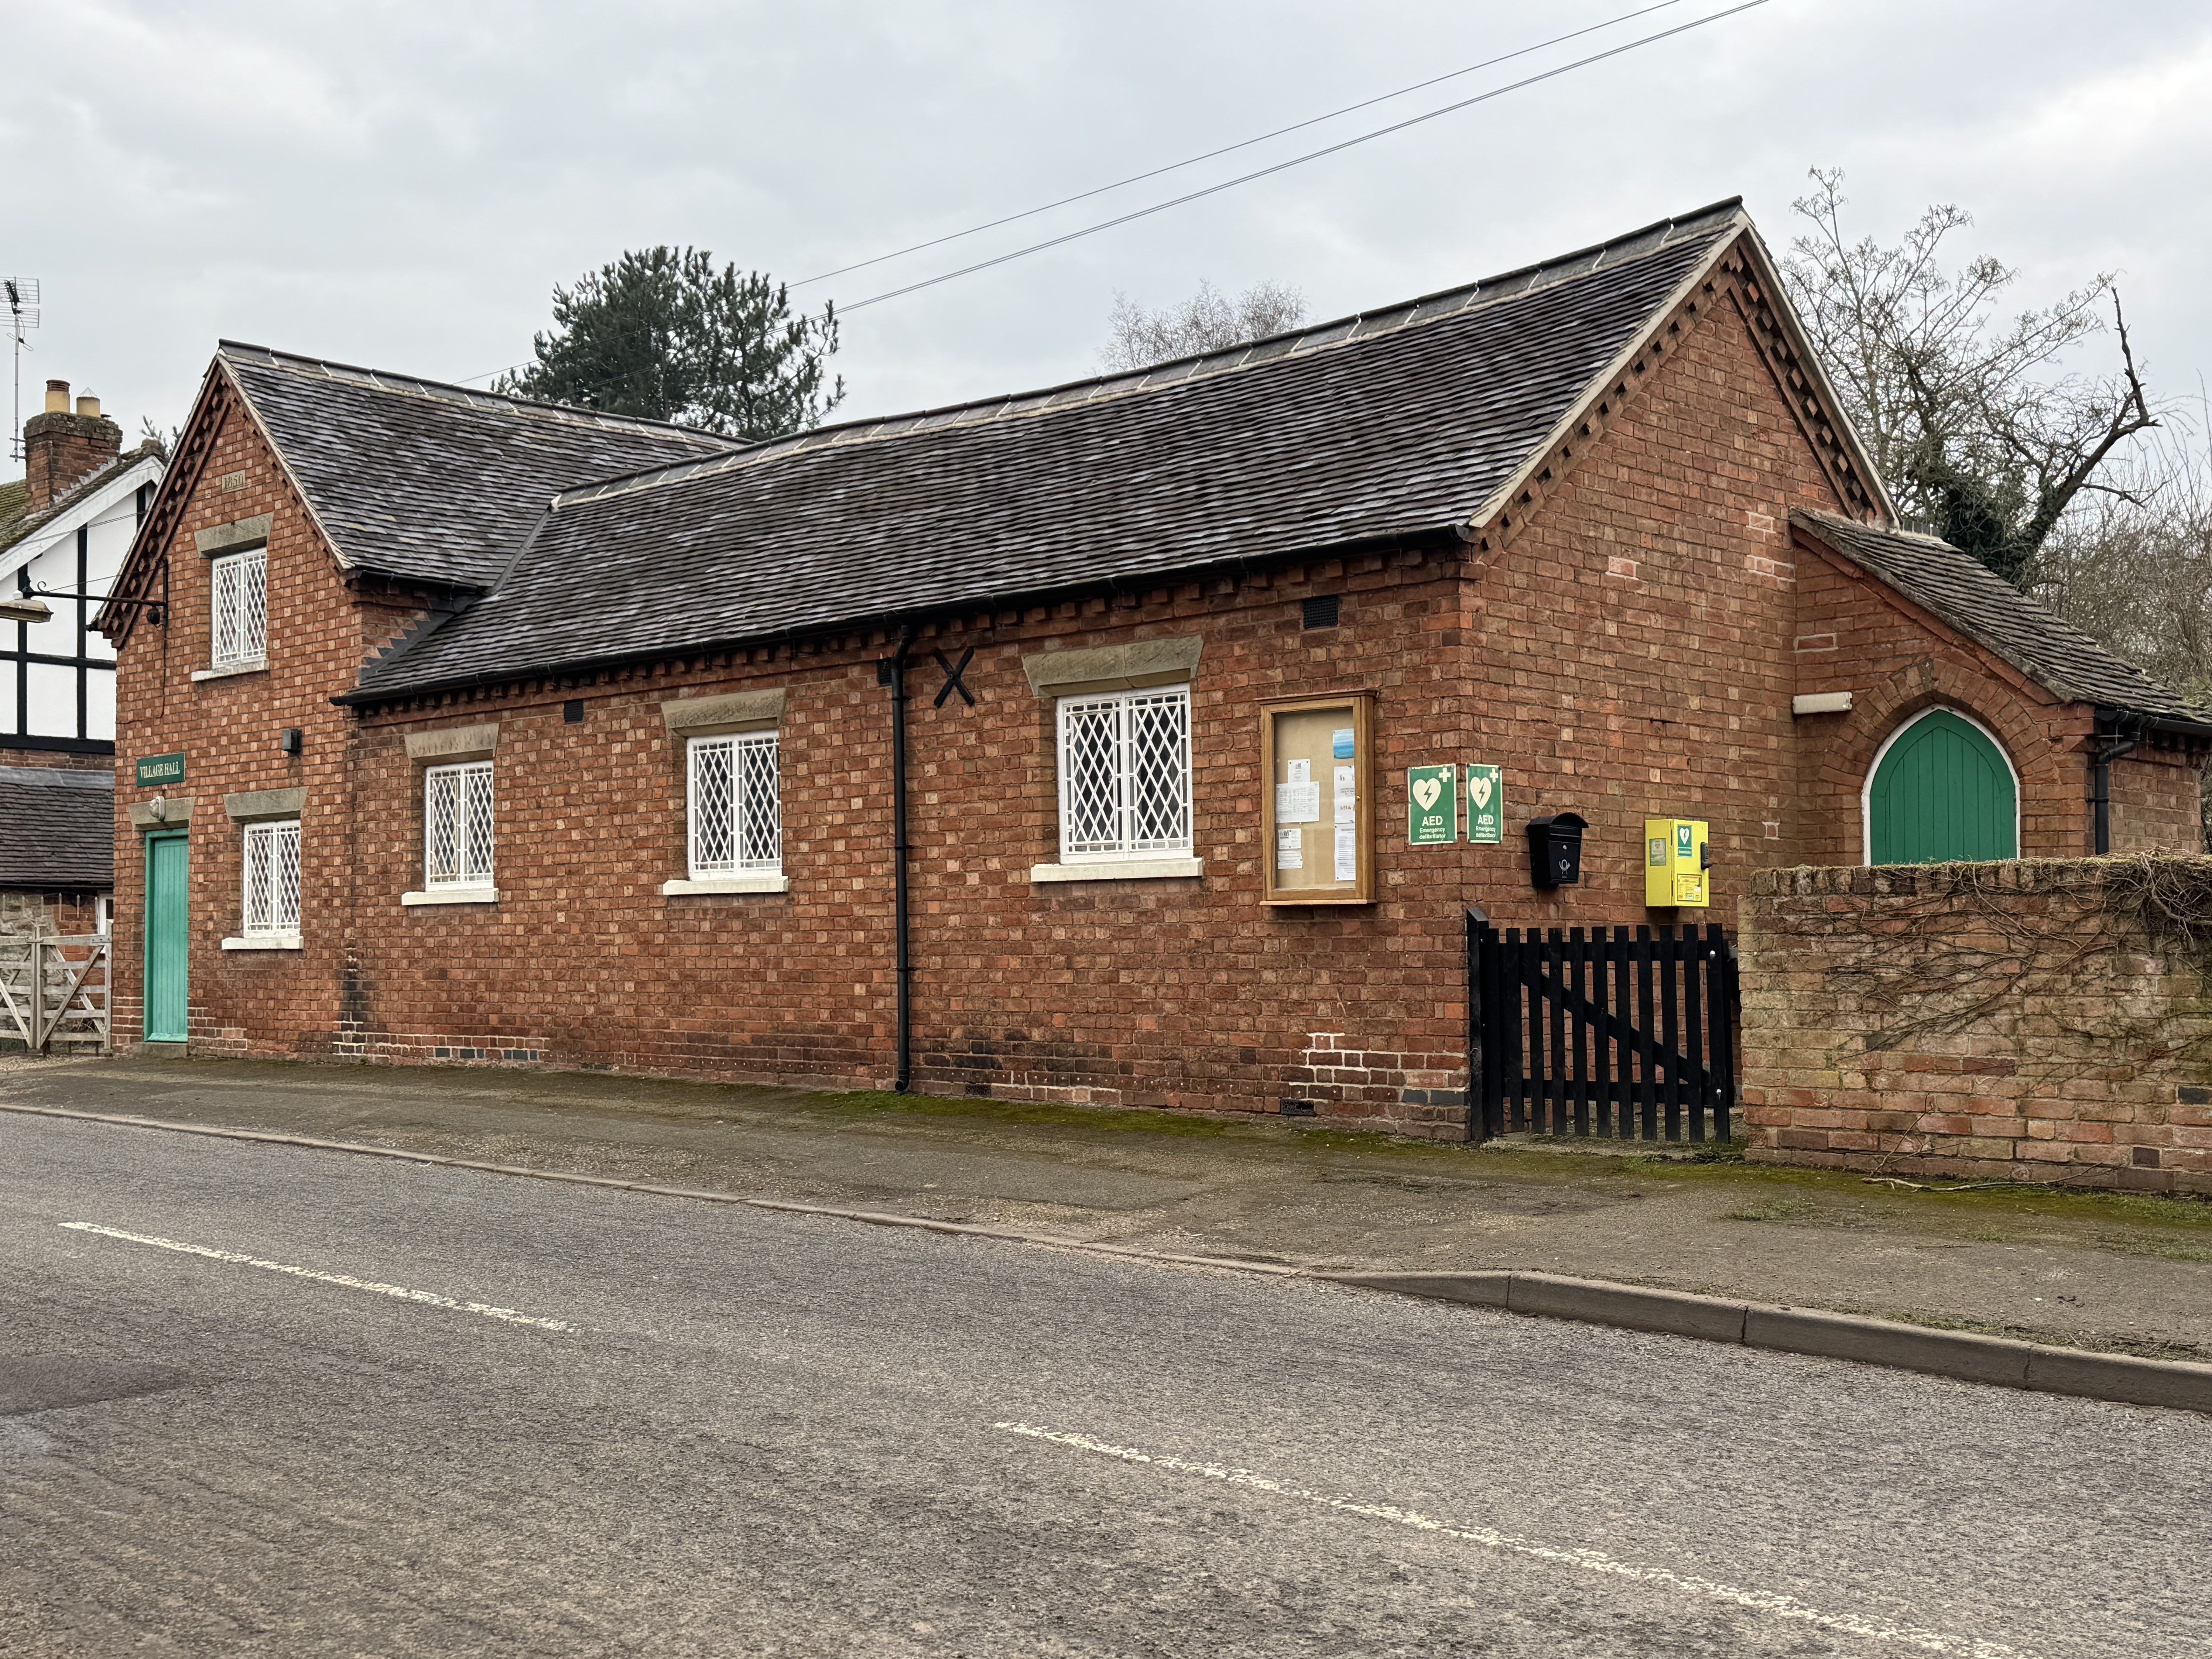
[501,247,842,440]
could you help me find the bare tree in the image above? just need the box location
[1101,279,1308,372]
[1781,169,2158,585]
[2034,422,2212,700]
[2028,415,2212,842]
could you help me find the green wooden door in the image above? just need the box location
[1868,710,2018,864]
[144,832,189,1042]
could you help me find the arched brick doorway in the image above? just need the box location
[1863,707,2020,864]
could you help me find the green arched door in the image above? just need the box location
[1867,709,2018,864]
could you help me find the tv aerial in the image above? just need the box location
[6,278,38,465]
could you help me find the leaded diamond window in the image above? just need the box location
[242,819,301,936]
[424,761,494,887]
[210,547,267,668]
[1056,684,1192,860]
[688,733,780,876]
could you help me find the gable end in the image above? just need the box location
[98,366,230,649]
[1464,227,1889,559]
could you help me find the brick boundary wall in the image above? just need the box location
[1739,860,2212,1195]
[0,892,103,941]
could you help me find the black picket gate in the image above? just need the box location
[1467,909,1736,1143]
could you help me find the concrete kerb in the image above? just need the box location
[1328,1271,2212,1414]
[8,1100,2209,1414]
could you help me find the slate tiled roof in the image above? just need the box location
[0,442,163,561]
[0,766,113,890]
[347,201,1747,699]
[219,346,750,590]
[0,477,27,550]
[1793,508,2211,726]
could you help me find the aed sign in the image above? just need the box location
[1465,763,1503,845]
[1644,817,1710,908]
[1407,765,1458,845]
[136,752,186,787]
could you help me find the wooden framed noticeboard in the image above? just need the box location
[1260,692,1374,905]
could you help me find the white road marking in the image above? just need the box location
[60,1222,572,1332]
[995,1423,2028,1659]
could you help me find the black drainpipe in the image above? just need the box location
[2090,718,2141,855]
[881,624,917,1091]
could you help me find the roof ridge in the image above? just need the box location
[334,206,1754,703]
[216,342,749,452]
[1793,505,1948,548]
[552,197,1751,511]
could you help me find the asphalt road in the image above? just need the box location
[3,1112,2205,1657]
[20,1056,2212,1363]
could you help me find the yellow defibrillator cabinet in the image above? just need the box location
[1644,818,1710,908]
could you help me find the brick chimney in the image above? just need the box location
[24,379,124,513]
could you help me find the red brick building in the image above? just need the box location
[101,201,2207,1133]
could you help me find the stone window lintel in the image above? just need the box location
[1022,635,1203,699]
[403,723,500,764]
[661,688,786,736]
[224,788,306,823]
[194,514,273,558]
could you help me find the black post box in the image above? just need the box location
[1526,811,1587,889]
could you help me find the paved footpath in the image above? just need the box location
[7,1056,2212,1358]
[5,1104,2210,1656]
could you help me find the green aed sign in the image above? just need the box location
[1465,763,1503,845]
[1407,764,1457,845]
[135,752,186,788]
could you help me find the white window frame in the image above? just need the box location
[209,545,267,669]
[423,760,495,889]
[241,819,301,938]
[684,730,782,879]
[1054,683,1194,864]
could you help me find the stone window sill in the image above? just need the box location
[222,933,301,951]
[401,886,499,907]
[192,660,267,682]
[661,874,788,896]
[1029,857,1204,884]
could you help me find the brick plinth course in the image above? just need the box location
[1741,859,2212,1194]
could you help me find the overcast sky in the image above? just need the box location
[5,0,2209,461]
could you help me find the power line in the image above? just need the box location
[459,8,1691,389]
[841,0,1775,314]
[457,0,1769,382]
[787,0,1693,292]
